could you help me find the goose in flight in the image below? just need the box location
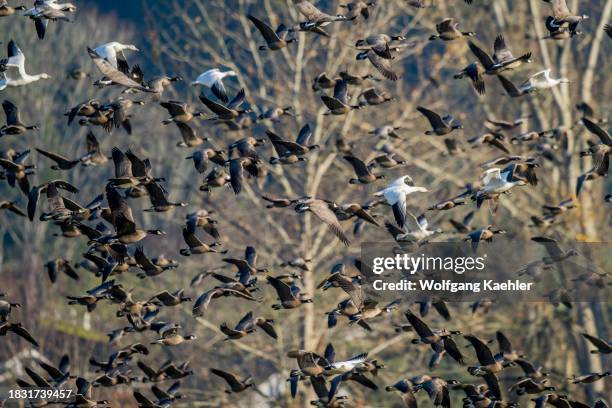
[374,175,428,228]
[472,166,527,209]
[294,198,351,246]
[543,0,589,25]
[23,0,73,40]
[468,35,531,75]
[386,213,442,243]
[87,47,153,92]
[0,1,26,17]
[520,69,570,92]
[293,0,347,27]
[417,106,463,135]
[191,68,237,104]
[93,42,139,71]
[0,40,50,89]
[247,15,297,51]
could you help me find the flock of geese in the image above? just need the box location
[0,0,610,407]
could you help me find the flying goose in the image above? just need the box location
[228,136,265,159]
[258,106,294,122]
[468,35,531,75]
[107,148,136,188]
[44,257,78,282]
[145,75,181,101]
[186,148,226,174]
[543,0,589,25]
[87,47,153,92]
[226,156,264,194]
[358,87,394,105]
[191,68,237,103]
[429,18,475,41]
[105,184,165,244]
[267,124,319,164]
[199,88,250,121]
[268,276,313,310]
[151,325,196,346]
[36,148,80,170]
[65,99,102,125]
[134,245,182,280]
[0,40,50,89]
[293,0,347,26]
[148,290,189,308]
[486,116,530,131]
[100,97,145,134]
[160,100,203,124]
[579,118,611,178]
[295,198,351,246]
[0,322,39,346]
[454,62,486,94]
[223,246,267,283]
[220,311,277,340]
[374,175,428,228]
[509,378,555,395]
[427,197,465,211]
[143,181,188,212]
[210,368,254,393]
[312,72,339,91]
[341,1,376,22]
[344,155,384,184]
[309,374,350,407]
[180,224,226,256]
[132,381,184,406]
[0,150,36,194]
[261,195,302,208]
[581,333,611,354]
[329,202,380,227]
[247,15,297,51]
[192,287,258,316]
[541,198,576,217]
[355,34,406,59]
[413,377,457,408]
[386,213,442,242]
[495,331,525,362]
[497,74,531,97]
[449,211,475,233]
[386,379,418,408]
[321,79,361,115]
[26,179,78,220]
[369,125,402,139]
[464,226,506,252]
[93,42,139,71]
[0,100,38,136]
[0,1,26,16]
[356,49,400,81]
[543,16,580,40]
[531,236,579,264]
[200,168,231,192]
[24,3,70,40]
[79,129,108,166]
[523,69,570,92]
[37,354,71,387]
[468,132,511,154]
[369,153,406,168]
[479,166,528,194]
[465,334,507,375]
[417,106,463,135]
[404,311,464,364]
